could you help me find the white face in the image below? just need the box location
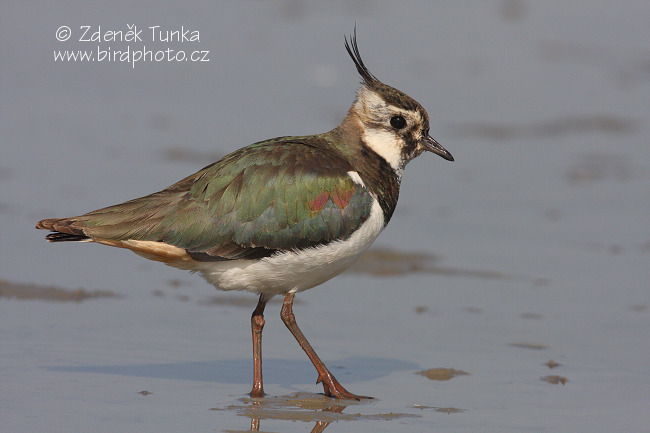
[362,126,406,176]
[354,87,426,178]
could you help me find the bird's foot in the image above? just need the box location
[317,373,373,400]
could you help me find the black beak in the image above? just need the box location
[421,135,454,161]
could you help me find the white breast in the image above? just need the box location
[194,190,385,297]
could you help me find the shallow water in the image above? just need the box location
[2,1,649,432]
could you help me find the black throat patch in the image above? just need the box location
[355,139,401,224]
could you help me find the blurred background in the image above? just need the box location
[2,2,649,432]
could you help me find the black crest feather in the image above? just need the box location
[345,27,420,112]
[345,27,378,87]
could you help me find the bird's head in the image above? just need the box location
[344,31,453,177]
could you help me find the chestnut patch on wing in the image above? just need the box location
[331,185,354,209]
[308,192,330,215]
[307,184,355,218]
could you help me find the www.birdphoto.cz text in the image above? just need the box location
[53,24,210,68]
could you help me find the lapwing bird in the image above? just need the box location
[36,31,453,400]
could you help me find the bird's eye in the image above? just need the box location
[390,115,406,130]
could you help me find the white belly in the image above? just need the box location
[193,198,385,296]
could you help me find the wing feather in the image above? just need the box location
[37,137,374,261]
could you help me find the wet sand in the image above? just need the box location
[2,1,649,432]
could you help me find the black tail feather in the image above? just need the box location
[45,232,90,242]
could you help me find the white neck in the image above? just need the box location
[361,128,405,178]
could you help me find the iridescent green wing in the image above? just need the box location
[61,137,374,259]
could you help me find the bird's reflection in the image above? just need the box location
[245,398,347,432]
[221,391,418,432]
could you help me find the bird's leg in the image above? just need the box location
[249,294,267,398]
[280,292,371,400]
